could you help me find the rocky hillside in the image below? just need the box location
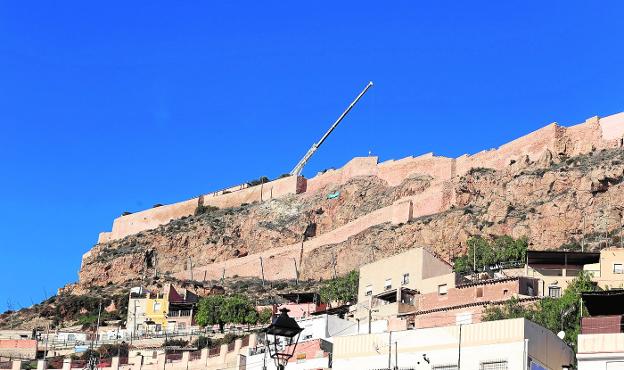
[5,142,624,330]
[77,147,624,287]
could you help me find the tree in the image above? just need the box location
[320,270,359,306]
[453,236,528,273]
[258,308,273,324]
[196,295,259,332]
[222,295,258,326]
[195,295,226,332]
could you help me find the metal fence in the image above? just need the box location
[165,353,182,363]
[189,351,201,361]
[208,347,220,358]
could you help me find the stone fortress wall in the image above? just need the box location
[98,112,624,249]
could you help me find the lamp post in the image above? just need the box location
[263,308,303,370]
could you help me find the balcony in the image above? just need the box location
[168,310,192,317]
[371,287,418,316]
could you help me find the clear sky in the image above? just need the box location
[1,1,623,312]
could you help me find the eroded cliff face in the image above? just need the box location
[77,175,433,289]
[77,147,624,289]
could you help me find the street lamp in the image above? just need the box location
[263,308,303,370]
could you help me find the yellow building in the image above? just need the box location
[145,290,169,330]
[127,284,199,335]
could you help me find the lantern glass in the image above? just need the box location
[264,308,303,370]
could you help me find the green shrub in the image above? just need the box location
[453,235,527,273]
[320,270,359,305]
[195,205,219,216]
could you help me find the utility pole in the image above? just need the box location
[457,324,462,370]
[388,331,392,370]
[368,308,372,334]
[332,254,338,279]
[259,257,265,287]
[221,268,225,285]
[582,215,586,252]
[473,243,476,277]
[394,341,398,370]
[293,258,299,286]
[44,324,49,359]
[620,211,623,248]
[299,238,305,279]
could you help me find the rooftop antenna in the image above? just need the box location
[289,81,374,177]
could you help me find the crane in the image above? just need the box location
[289,81,374,177]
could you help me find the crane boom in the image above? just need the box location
[290,81,374,177]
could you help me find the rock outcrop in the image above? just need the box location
[78,146,624,288]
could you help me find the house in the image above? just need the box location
[577,290,624,369]
[332,318,574,370]
[126,284,200,336]
[408,276,539,329]
[275,293,327,319]
[353,247,538,331]
[0,339,37,361]
[354,247,457,329]
[505,250,600,297]
[504,248,624,298]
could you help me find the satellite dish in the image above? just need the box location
[557,331,565,340]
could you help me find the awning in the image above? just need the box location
[582,290,624,316]
[527,250,599,266]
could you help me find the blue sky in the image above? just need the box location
[1,2,623,311]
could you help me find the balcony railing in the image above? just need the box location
[168,310,192,317]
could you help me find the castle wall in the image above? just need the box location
[377,154,454,186]
[305,157,379,194]
[104,198,199,243]
[599,112,624,141]
[98,112,624,244]
[202,175,304,209]
[98,176,304,243]
[455,123,560,175]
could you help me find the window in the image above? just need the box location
[438,284,448,296]
[153,301,161,311]
[365,285,373,296]
[548,286,561,298]
[503,289,509,296]
[384,279,392,291]
[402,273,410,285]
[177,322,186,330]
[155,324,162,332]
[614,264,624,274]
[480,360,507,370]
[476,287,483,298]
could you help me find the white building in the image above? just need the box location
[332,318,574,370]
[577,333,624,369]
[245,314,355,370]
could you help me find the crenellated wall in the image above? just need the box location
[97,112,624,244]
